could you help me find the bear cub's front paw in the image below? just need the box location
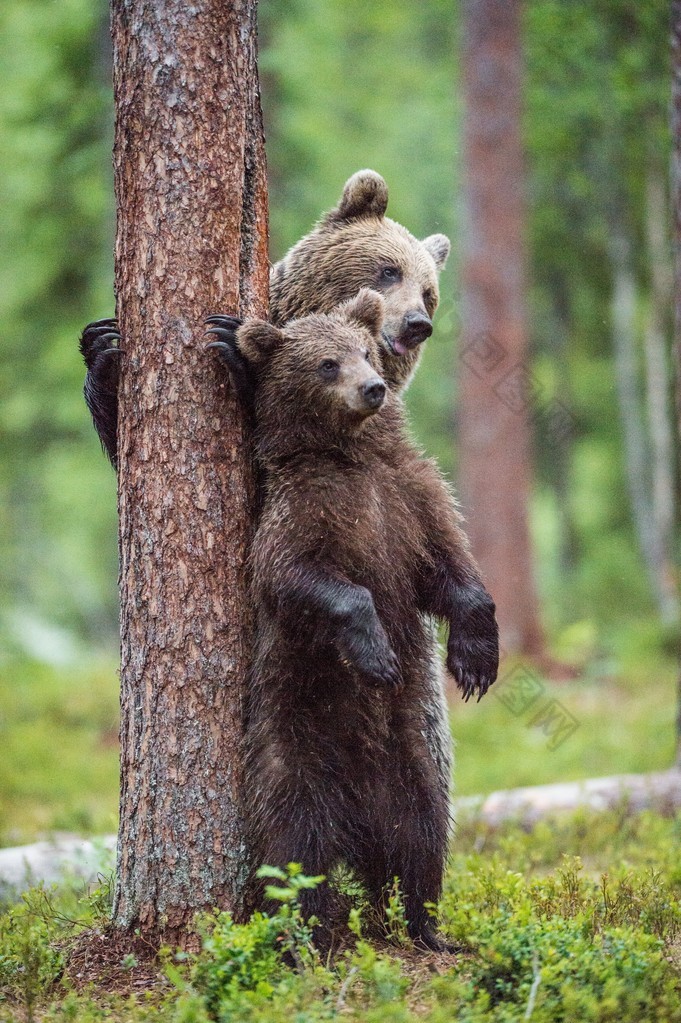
[447,584,499,703]
[205,315,243,363]
[205,314,258,415]
[338,622,403,691]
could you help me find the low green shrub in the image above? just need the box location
[1,813,681,1021]
[438,853,681,1022]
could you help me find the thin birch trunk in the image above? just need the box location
[671,0,681,763]
[609,232,659,595]
[643,165,678,623]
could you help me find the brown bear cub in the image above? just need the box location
[210,289,498,952]
[80,170,449,465]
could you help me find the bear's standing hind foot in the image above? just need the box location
[409,922,462,956]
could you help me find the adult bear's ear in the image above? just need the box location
[422,233,451,271]
[324,169,389,224]
[341,288,385,338]
[236,320,283,365]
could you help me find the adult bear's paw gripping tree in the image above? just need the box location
[109,0,268,945]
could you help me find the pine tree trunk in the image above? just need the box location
[458,0,542,657]
[110,0,268,944]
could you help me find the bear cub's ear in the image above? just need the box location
[341,288,385,338]
[422,233,451,271]
[326,169,389,224]
[237,321,284,365]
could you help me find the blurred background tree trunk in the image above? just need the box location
[111,0,268,945]
[672,0,681,764]
[643,164,677,624]
[458,0,543,658]
[609,228,662,609]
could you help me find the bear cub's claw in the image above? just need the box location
[205,315,243,365]
[446,585,499,703]
[205,315,257,415]
[79,318,124,370]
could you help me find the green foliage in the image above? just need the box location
[0,877,103,1020]
[0,0,117,650]
[184,867,323,1020]
[189,864,325,1017]
[451,659,677,796]
[436,852,681,1021]
[0,897,63,1021]
[3,816,681,1020]
[524,0,673,638]
[0,0,675,676]
[0,657,118,845]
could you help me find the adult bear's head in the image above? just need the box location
[269,170,450,391]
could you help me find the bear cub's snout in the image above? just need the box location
[360,377,386,411]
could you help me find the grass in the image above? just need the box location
[451,654,679,795]
[0,647,680,1020]
[1,644,678,847]
[1,810,681,1021]
[0,659,119,847]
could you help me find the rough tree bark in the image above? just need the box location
[458,0,543,657]
[110,0,268,943]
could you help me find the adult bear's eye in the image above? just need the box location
[318,359,340,380]
[378,265,401,284]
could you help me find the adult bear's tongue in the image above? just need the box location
[390,336,409,357]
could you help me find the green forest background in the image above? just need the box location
[0,0,677,846]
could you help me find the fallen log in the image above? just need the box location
[2,769,680,894]
[0,834,116,897]
[455,767,681,827]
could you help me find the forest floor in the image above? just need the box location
[1,808,681,1021]
[1,650,680,1020]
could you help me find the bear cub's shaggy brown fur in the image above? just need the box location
[221,289,498,952]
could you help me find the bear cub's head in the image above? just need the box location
[238,290,389,457]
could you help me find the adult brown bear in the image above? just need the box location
[208,289,498,951]
[80,170,450,464]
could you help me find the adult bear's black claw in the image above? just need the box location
[80,320,123,371]
[88,317,118,329]
[205,326,237,342]
[80,315,121,468]
[205,314,243,330]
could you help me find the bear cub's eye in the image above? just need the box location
[318,358,340,380]
[378,265,401,285]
